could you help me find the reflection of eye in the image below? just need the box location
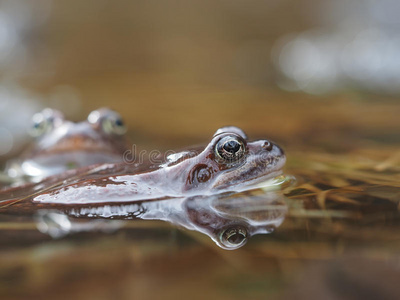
[88,108,126,135]
[215,135,246,162]
[219,226,248,249]
[29,109,63,137]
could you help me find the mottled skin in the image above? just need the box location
[1,126,285,208]
[3,107,130,185]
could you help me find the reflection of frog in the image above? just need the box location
[36,190,288,250]
[4,107,130,185]
[29,126,286,204]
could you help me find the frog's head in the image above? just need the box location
[27,107,129,157]
[19,108,130,178]
[167,126,286,193]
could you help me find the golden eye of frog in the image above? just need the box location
[32,126,286,204]
[6,107,130,183]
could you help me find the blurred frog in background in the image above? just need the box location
[1,107,130,186]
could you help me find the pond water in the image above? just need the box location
[1,94,399,300]
[0,1,400,299]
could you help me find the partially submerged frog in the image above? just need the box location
[0,126,287,250]
[3,107,130,185]
[27,126,286,205]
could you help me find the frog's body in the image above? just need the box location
[26,126,286,204]
[3,108,130,185]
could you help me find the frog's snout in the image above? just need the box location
[261,140,285,158]
[273,143,285,158]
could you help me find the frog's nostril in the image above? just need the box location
[262,141,273,151]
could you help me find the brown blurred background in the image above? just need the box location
[1,0,399,159]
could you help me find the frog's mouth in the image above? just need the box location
[39,136,118,154]
[210,144,286,192]
[30,132,127,158]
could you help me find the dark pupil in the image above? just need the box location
[115,119,124,127]
[223,140,240,154]
[227,232,245,244]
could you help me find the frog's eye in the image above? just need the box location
[88,108,126,135]
[101,114,126,135]
[215,135,246,163]
[29,108,64,137]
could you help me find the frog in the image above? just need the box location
[2,107,130,185]
[25,125,286,205]
[0,125,287,250]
